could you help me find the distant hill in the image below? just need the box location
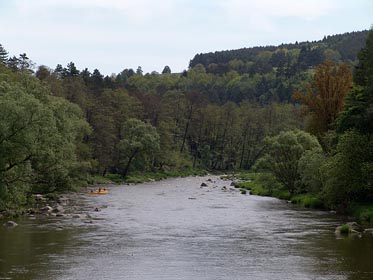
[189,30,369,76]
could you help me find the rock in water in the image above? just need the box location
[40,205,53,213]
[3,221,18,228]
[53,204,65,213]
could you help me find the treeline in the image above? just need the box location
[190,30,368,73]
[252,30,373,214]
[0,28,372,215]
[0,42,303,213]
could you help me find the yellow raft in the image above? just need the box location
[88,189,108,195]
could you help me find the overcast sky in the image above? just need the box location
[0,0,372,75]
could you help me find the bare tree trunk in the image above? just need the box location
[121,151,137,180]
[180,105,193,153]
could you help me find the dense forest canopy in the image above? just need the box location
[190,30,369,74]
[0,28,372,215]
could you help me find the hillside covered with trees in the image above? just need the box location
[0,28,372,218]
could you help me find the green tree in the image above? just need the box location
[136,66,143,76]
[0,44,8,64]
[262,130,321,194]
[338,28,373,135]
[322,131,373,212]
[117,119,160,179]
[162,65,171,74]
[0,75,90,211]
[298,148,325,194]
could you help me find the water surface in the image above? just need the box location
[1,176,373,280]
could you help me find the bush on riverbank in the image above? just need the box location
[348,203,373,226]
[235,172,291,200]
[290,194,324,209]
[234,171,325,209]
[339,224,351,235]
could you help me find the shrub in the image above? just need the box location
[339,224,350,235]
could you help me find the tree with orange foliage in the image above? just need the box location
[292,60,352,137]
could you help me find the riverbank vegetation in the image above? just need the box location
[234,29,373,223]
[0,29,372,218]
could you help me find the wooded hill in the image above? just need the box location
[0,28,372,215]
[190,30,368,75]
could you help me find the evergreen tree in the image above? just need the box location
[136,66,143,75]
[338,28,373,135]
[162,65,171,74]
[0,44,8,64]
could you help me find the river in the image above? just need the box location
[1,176,373,280]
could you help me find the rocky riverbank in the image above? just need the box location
[2,190,103,228]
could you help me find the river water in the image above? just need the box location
[1,176,373,280]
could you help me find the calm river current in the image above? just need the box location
[1,176,373,280]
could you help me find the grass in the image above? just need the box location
[339,224,351,235]
[348,203,373,226]
[232,171,327,210]
[290,194,324,209]
[237,181,270,196]
[234,172,291,200]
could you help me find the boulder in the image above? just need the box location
[346,222,364,232]
[40,205,53,213]
[230,181,236,187]
[200,182,208,187]
[57,197,69,205]
[26,208,36,214]
[52,204,65,213]
[335,222,364,236]
[34,194,46,202]
[3,221,18,228]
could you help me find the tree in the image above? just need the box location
[0,76,90,210]
[136,66,143,76]
[338,28,373,135]
[6,56,20,72]
[354,28,373,88]
[66,62,79,77]
[322,131,373,212]
[261,130,321,194]
[117,119,160,179]
[292,60,352,138]
[18,53,34,72]
[36,65,52,81]
[0,44,8,64]
[162,65,171,74]
[54,64,65,78]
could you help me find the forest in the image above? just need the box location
[0,29,372,219]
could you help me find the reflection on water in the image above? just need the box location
[1,176,373,280]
